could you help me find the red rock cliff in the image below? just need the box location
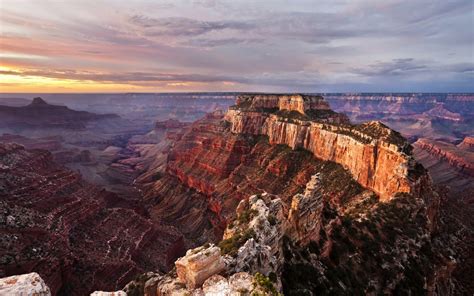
[225,94,426,201]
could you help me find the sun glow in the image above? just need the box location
[0,66,150,93]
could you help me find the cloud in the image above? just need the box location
[444,63,474,73]
[352,58,429,76]
[0,0,473,92]
[129,15,253,36]
[184,37,264,47]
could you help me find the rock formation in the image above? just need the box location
[225,94,425,202]
[175,245,225,288]
[0,272,51,296]
[113,94,450,295]
[3,93,468,295]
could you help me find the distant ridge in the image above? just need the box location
[0,97,119,129]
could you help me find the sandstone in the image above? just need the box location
[287,173,325,244]
[0,272,51,296]
[235,94,331,114]
[225,94,423,201]
[175,245,226,289]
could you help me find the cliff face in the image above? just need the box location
[225,94,423,202]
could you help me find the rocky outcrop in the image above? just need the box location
[287,173,324,245]
[143,111,333,244]
[175,245,225,289]
[225,94,423,202]
[222,193,287,284]
[423,103,463,121]
[0,272,51,296]
[236,94,332,114]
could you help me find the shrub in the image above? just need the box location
[219,229,256,256]
[267,214,277,226]
[238,209,259,225]
[254,272,280,296]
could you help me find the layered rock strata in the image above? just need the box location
[0,143,184,295]
[225,94,425,201]
[414,138,474,177]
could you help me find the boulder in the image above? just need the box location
[175,245,225,289]
[0,272,51,296]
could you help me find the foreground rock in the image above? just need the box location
[0,272,51,296]
[175,245,225,288]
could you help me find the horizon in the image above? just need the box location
[1,91,473,95]
[1,0,473,93]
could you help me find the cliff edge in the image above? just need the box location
[225,94,429,202]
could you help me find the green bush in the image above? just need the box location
[219,229,256,256]
[254,272,280,296]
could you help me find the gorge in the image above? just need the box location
[0,94,472,295]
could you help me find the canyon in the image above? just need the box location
[117,94,456,294]
[0,93,472,295]
[0,143,185,295]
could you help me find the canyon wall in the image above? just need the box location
[414,138,474,177]
[225,94,423,201]
[0,143,184,295]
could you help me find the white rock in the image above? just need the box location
[175,245,226,289]
[90,291,127,296]
[0,272,51,296]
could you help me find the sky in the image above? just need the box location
[0,0,473,93]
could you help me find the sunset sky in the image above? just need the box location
[0,0,473,93]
